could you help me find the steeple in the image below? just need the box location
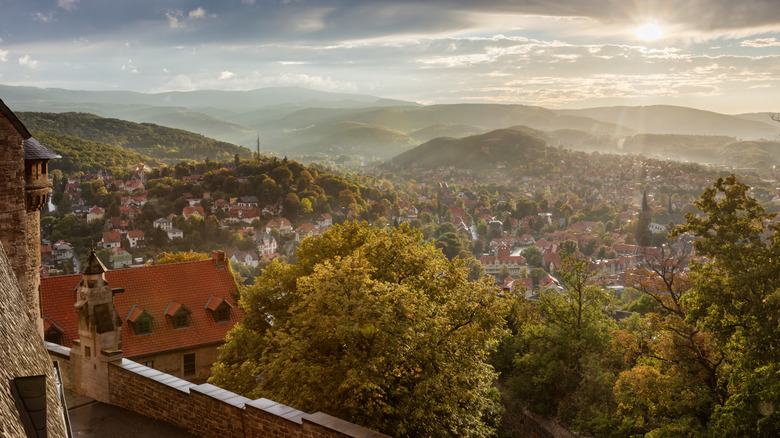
[639,190,651,222]
[256,132,260,161]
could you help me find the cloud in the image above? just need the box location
[57,0,79,12]
[18,55,39,69]
[121,59,138,73]
[166,7,213,29]
[741,37,780,47]
[33,11,56,23]
[219,71,234,80]
[189,7,207,19]
[0,49,7,63]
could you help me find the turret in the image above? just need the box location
[71,245,124,402]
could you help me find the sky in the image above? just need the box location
[1,0,780,114]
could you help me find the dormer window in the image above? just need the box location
[205,295,233,323]
[127,304,154,336]
[166,301,191,329]
[44,320,65,345]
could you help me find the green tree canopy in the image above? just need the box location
[211,222,507,437]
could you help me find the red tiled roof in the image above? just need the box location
[41,259,241,359]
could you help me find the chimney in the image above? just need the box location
[212,250,227,268]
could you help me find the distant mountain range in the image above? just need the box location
[3,84,779,168]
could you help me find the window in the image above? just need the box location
[142,360,154,369]
[206,296,232,323]
[84,346,91,359]
[134,316,153,335]
[172,309,190,329]
[183,353,196,376]
[44,326,63,345]
[165,302,191,329]
[214,302,230,323]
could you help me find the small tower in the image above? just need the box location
[639,190,651,222]
[256,132,261,161]
[70,246,123,403]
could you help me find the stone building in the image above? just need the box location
[0,98,60,333]
[0,98,67,436]
[41,251,240,383]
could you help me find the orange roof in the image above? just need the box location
[41,259,241,359]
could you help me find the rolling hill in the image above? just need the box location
[31,132,162,173]
[557,105,778,140]
[17,112,252,164]
[390,128,548,169]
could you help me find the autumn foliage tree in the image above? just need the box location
[211,222,507,437]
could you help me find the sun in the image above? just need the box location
[636,23,662,41]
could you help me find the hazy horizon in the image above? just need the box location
[2,1,780,114]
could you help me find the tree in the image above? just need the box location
[670,175,780,434]
[521,246,542,268]
[616,245,724,436]
[211,222,507,437]
[498,254,618,432]
[153,250,210,264]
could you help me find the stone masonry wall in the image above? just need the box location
[0,116,32,321]
[101,357,386,438]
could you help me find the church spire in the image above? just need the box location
[256,132,260,161]
[639,190,651,222]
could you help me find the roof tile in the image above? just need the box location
[41,259,240,358]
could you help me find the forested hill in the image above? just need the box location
[32,132,162,173]
[390,128,548,170]
[18,112,252,164]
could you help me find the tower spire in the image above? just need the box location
[256,132,260,161]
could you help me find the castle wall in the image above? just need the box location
[48,344,386,438]
[0,116,35,323]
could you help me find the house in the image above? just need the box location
[255,231,278,255]
[266,217,293,235]
[123,180,145,192]
[153,218,173,230]
[213,198,230,212]
[228,205,262,223]
[479,243,527,279]
[87,205,105,222]
[127,230,145,248]
[182,206,205,219]
[316,213,333,228]
[167,228,184,240]
[102,231,121,249]
[52,240,74,261]
[40,251,240,382]
[110,247,133,268]
[225,248,260,268]
[119,205,141,219]
[237,196,259,207]
[106,216,132,232]
[295,223,319,242]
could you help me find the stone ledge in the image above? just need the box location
[191,383,250,408]
[44,341,71,359]
[303,412,390,438]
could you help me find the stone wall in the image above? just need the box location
[0,242,67,437]
[0,115,32,320]
[49,344,386,438]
